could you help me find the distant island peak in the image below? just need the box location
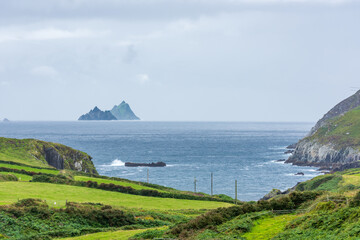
[78,101,140,121]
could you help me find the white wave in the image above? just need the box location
[268,146,286,150]
[285,173,320,177]
[106,159,125,167]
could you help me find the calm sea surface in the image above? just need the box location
[0,121,320,201]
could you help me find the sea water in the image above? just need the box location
[0,121,320,201]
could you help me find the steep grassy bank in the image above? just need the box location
[0,137,97,174]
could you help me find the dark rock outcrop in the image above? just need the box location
[44,147,64,170]
[125,162,166,167]
[78,107,117,121]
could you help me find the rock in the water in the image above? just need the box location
[111,101,140,120]
[295,172,304,176]
[2,118,10,122]
[78,106,117,120]
[125,162,166,167]
[287,143,297,149]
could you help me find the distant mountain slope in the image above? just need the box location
[309,90,360,135]
[287,91,360,171]
[78,107,117,120]
[111,101,140,120]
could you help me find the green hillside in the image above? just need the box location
[3,136,360,239]
[308,106,360,150]
[0,137,97,174]
[0,182,230,210]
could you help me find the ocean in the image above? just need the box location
[0,121,320,201]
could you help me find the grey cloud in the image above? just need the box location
[123,45,138,64]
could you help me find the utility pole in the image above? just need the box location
[235,180,238,205]
[211,172,214,196]
[147,169,149,183]
[194,177,197,193]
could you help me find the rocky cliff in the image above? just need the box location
[286,90,360,171]
[78,107,117,121]
[0,137,98,174]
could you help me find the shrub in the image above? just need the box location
[350,191,360,207]
[0,173,18,182]
[130,229,167,239]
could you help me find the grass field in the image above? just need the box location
[58,229,150,240]
[0,182,231,210]
[74,176,167,192]
[0,172,32,181]
[0,162,58,174]
[242,214,298,240]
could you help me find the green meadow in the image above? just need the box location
[74,176,167,192]
[0,162,59,174]
[0,182,231,210]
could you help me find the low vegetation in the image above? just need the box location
[2,137,360,239]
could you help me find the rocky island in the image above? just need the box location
[125,161,166,167]
[286,90,360,171]
[78,101,140,120]
[78,107,117,121]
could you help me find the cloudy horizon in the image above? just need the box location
[0,0,360,121]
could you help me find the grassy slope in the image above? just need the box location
[0,162,59,174]
[0,172,32,181]
[308,106,360,150]
[59,229,152,240]
[242,214,298,240]
[0,182,231,210]
[74,176,167,192]
[295,168,360,195]
[0,138,49,167]
[0,137,97,174]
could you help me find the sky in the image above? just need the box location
[0,0,360,121]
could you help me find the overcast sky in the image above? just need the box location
[0,0,359,121]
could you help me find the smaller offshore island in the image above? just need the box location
[78,101,140,120]
[125,161,166,167]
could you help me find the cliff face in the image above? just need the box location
[286,91,360,170]
[0,137,98,174]
[286,140,360,170]
[78,107,117,121]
